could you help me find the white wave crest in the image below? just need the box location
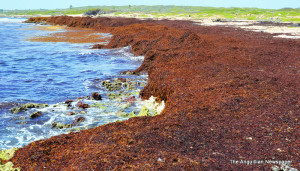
[0,17,27,23]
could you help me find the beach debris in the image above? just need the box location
[29,111,42,119]
[10,103,48,114]
[91,92,102,100]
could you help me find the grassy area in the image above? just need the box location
[1,6,299,23]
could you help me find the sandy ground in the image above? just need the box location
[3,12,299,39]
[101,13,300,39]
[195,19,300,39]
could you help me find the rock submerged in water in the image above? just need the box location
[65,100,73,107]
[116,110,136,118]
[51,117,86,129]
[10,103,48,114]
[121,71,140,75]
[51,122,73,129]
[91,92,102,100]
[116,78,126,82]
[77,101,90,109]
[102,80,122,91]
[29,111,42,119]
[124,96,136,103]
[73,117,86,125]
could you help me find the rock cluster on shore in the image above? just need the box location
[10,16,300,170]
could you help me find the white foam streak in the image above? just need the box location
[0,18,27,23]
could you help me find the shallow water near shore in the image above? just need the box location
[0,18,146,149]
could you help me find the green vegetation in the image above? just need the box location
[0,148,20,171]
[1,6,299,23]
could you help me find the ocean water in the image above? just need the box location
[0,18,146,149]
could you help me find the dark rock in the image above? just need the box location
[82,104,90,108]
[65,100,73,107]
[30,111,42,119]
[65,99,73,104]
[77,101,90,109]
[92,44,106,49]
[124,96,136,103]
[92,92,102,100]
[116,78,127,82]
[73,117,86,125]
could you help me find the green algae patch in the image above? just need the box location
[10,103,49,114]
[0,162,20,171]
[116,110,136,118]
[137,106,151,117]
[52,122,73,129]
[90,103,106,110]
[128,111,136,117]
[0,148,20,171]
[0,148,18,161]
[102,80,122,91]
[107,93,122,99]
[121,103,131,109]
[29,111,42,119]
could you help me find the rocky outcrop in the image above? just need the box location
[91,92,102,100]
[73,117,86,125]
[76,101,90,109]
[29,111,42,119]
[10,103,48,114]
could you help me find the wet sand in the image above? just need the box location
[10,16,300,170]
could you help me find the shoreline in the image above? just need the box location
[10,16,300,170]
[2,14,300,39]
[0,20,151,148]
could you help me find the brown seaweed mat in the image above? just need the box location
[10,16,300,170]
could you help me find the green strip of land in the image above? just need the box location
[1,6,299,23]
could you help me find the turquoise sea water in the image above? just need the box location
[0,17,146,149]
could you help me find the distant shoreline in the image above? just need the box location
[2,13,299,39]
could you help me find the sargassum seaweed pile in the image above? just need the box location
[8,16,300,170]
